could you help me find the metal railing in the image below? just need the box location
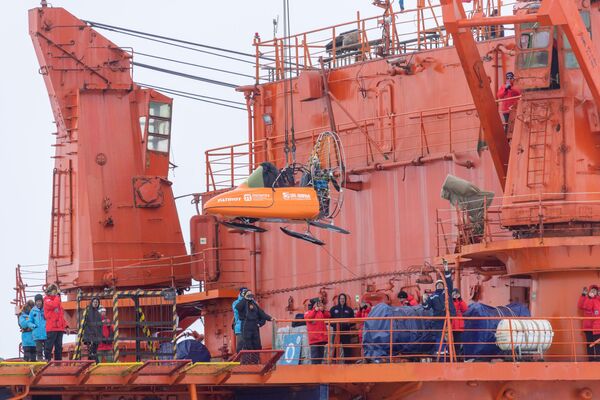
[436,193,600,255]
[273,314,596,365]
[254,0,515,82]
[205,103,483,192]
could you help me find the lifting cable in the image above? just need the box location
[285,0,297,163]
[136,82,246,111]
[85,20,268,64]
[132,62,240,88]
[135,52,255,80]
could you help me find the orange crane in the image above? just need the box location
[440,0,600,189]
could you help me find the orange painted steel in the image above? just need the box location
[29,6,189,290]
[23,0,600,398]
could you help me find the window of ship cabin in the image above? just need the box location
[564,11,592,69]
[517,26,551,69]
[146,102,171,153]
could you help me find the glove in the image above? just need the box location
[443,259,449,273]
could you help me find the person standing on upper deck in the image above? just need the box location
[330,293,355,363]
[398,290,418,307]
[497,71,521,134]
[19,300,36,362]
[305,298,331,364]
[579,285,599,361]
[423,260,456,355]
[232,287,248,353]
[590,293,600,361]
[30,294,47,361]
[44,284,67,361]
[235,290,274,352]
[451,288,468,359]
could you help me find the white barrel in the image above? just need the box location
[495,319,553,353]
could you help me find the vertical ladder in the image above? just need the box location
[50,168,61,258]
[526,102,551,188]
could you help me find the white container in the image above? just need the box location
[496,319,553,354]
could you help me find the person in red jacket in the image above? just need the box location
[304,298,331,364]
[497,71,521,134]
[590,294,600,361]
[451,288,468,359]
[43,284,67,361]
[97,307,113,363]
[398,291,418,306]
[578,285,599,361]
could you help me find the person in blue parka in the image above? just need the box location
[29,294,47,361]
[19,300,36,361]
[232,287,248,352]
[424,260,456,353]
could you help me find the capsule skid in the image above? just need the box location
[203,186,320,220]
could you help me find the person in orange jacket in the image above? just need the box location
[451,288,468,359]
[305,298,331,364]
[43,284,67,361]
[398,290,418,306]
[579,285,600,360]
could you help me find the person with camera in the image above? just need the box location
[497,71,521,134]
[235,290,274,352]
[423,260,456,355]
[305,298,331,364]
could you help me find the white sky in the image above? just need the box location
[0,0,398,358]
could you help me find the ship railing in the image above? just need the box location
[14,246,249,300]
[436,192,600,255]
[272,314,595,365]
[253,0,517,82]
[205,102,490,192]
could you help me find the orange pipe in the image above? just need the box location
[189,383,198,400]
[9,386,29,400]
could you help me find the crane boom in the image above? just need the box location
[440,0,510,188]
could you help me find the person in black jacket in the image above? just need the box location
[235,291,274,353]
[329,293,354,362]
[423,260,456,354]
[82,297,103,362]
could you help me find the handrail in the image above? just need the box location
[253,0,516,82]
[436,193,600,256]
[205,102,486,192]
[273,313,589,364]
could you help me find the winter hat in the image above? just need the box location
[398,290,408,299]
[435,279,444,288]
[34,294,43,302]
[98,307,107,314]
[46,284,58,294]
[506,71,515,80]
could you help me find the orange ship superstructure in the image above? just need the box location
[8,0,600,399]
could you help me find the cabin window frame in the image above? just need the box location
[146,101,172,154]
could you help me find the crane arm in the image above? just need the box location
[440,0,510,188]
